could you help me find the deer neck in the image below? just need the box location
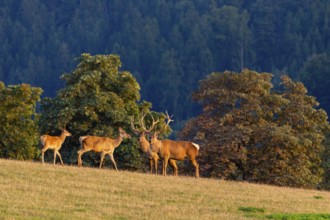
[113,135,123,148]
[146,147,156,158]
[139,135,150,153]
[59,132,67,144]
[151,138,162,153]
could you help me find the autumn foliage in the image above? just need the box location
[180,69,330,188]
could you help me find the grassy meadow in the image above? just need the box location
[0,159,330,220]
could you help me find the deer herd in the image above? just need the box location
[40,111,200,178]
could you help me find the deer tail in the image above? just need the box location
[192,143,200,151]
[79,136,88,147]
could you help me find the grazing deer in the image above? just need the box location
[40,128,72,165]
[150,112,200,178]
[130,112,178,175]
[77,127,131,170]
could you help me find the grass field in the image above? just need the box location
[0,159,330,220]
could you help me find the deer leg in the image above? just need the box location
[99,151,105,169]
[149,159,154,174]
[41,147,48,164]
[56,151,64,165]
[53,150,57,164]
[169,159,178,176]
[191,158,199,178]
[154,157,158,175]
[77,149,90,167]
[77,151,83,167]
[163,156,170,176]
[109,153,118,171]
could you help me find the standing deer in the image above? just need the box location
[40,128,72,165]
[77,127,131,170]
[150,112,200,178]
[130,112,178,175]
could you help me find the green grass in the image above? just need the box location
[0,159,330,220]
[238,207,330,220]
[239,207,265,213]
[266,213,330,220]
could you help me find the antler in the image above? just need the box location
[130,115,141,133]
[164,110,174,130]
[130,110,159,133]
[156,110,173,134]
[140,111,159,133]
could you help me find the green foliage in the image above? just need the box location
[39,54,145,169]
[0,82,42,159]
[180,69,330,188]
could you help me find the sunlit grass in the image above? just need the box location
[0,159,329,219]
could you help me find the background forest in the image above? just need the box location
[1,0,330,125]
[1,0,330,189]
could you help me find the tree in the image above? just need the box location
[39,53,145,170]
[207,5,252,71]
[299,53,330,115]
[0,82,42,160]
[321,131,330,189]
[249,1,276,72]
[180,69,329,188]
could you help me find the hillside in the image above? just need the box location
[0,159,329,219]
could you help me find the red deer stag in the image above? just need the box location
[150,112,200,177]
[130,112,178,175]
[77,127,131,170]
[40,128,72,165]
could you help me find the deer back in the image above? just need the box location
[160,140,199,160]
[81,136,118,152]
[41,129,71,148]
[40,135,64,148]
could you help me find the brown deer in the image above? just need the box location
[150,112,200,177]
[130,112,178,175]
[77,127,131,170]
[40,128,72,165]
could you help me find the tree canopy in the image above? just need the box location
[0,82,42,160]
[180,69,330,188]
[39,53,145,169]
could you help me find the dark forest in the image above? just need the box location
[1,0,330,126]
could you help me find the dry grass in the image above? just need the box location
[0,159,329,220]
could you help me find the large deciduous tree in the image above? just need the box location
[0,82,42,160]
[39,53,145,169]
[180,69,330,188]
